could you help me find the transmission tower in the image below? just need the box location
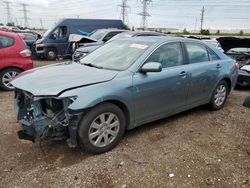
[200,6,205,33]
[2,1,12,23]
[40,18,44,29]
[118,0,129,25]
[20,3,30,28]
[138,0,152,30]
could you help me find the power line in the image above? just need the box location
[200,6,205,33]
[118,0,130,24]
[20,3,30,28]
[2,0,12,23]
[138,0,152,30]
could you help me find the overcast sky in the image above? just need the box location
[0,0,250,31]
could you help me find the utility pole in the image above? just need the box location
[118,0,129,25]
[200,6,205,33]
[194,18,197,33]
[40,18,44,29]
[138,0,152,30]
[2,1,12,23]
[20,3,29,28]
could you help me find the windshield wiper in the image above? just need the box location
[82,63,103,69]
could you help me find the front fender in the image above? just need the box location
[59,72,134,123]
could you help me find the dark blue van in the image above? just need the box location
[35,18,124,60]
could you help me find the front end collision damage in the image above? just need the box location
[15,89,82,147]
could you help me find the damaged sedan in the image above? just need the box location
[12,37,238,154]
[217,37,250,86]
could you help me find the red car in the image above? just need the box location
[0,31,33,90]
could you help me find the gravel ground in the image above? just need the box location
[0,60,249,188]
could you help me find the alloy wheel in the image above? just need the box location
[88,112,120,147]
[214,85,226,106]
[2,71,19,90]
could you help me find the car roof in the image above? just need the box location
[94,28,126,32]
[117,35,210,45]
[0,31,19,38]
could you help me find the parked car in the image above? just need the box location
[108,31,166,42]
[0,31,33,90]
[72,29,126,61]
[187,36,223,52]
[35,18,125,60]
[12,36,238,154]
[73,31,166,61]
[217,37,250,86]
[18,32,39,54]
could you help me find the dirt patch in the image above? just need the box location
[0,60,249,187]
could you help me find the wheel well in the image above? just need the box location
[222,78,232,93]
[102,100,130,128]
[46,47,57,52]
[0,66,24,73]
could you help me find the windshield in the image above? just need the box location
[43,28,53,38]
[88,30,107,41]
[80,40,153,71]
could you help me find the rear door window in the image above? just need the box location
[185,43,209,64]
[207,48,220,61]
[0,35,14,48]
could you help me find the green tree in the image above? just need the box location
[201,29,210,35]
[216,30,220,35]
[0,23,3,26]
[123,24,130,30]
[239,30,244,35]
[6,22,15,26]
[183,28,190,34]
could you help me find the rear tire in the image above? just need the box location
[209,80,228,110]
[0,68,22,91]
[78,103,126,154]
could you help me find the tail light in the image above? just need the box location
[20,49,31,57]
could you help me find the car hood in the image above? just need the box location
[76,45,101,53]
[11,62,118,96]
[68,34,97,43]
[217,37,250,52]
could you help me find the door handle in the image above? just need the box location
[179,71,187,78]
[216,64,222,69]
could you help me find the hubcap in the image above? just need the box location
[214,85,226,106]
[2,71,19,89]
[48,51,55,57]
[88,112,120,147]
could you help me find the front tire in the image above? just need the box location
[78,103,126,154]
[209,80,229,110]
[45,48,57,60]
[0,68,21,91]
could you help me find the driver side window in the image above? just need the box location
[146,42,184,68]
[52,26,67,39]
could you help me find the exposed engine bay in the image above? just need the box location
[15,89,80,147]
[217,37,250,66]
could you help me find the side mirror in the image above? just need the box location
[141,62,162,73]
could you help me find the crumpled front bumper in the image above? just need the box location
[14,89,80,147]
